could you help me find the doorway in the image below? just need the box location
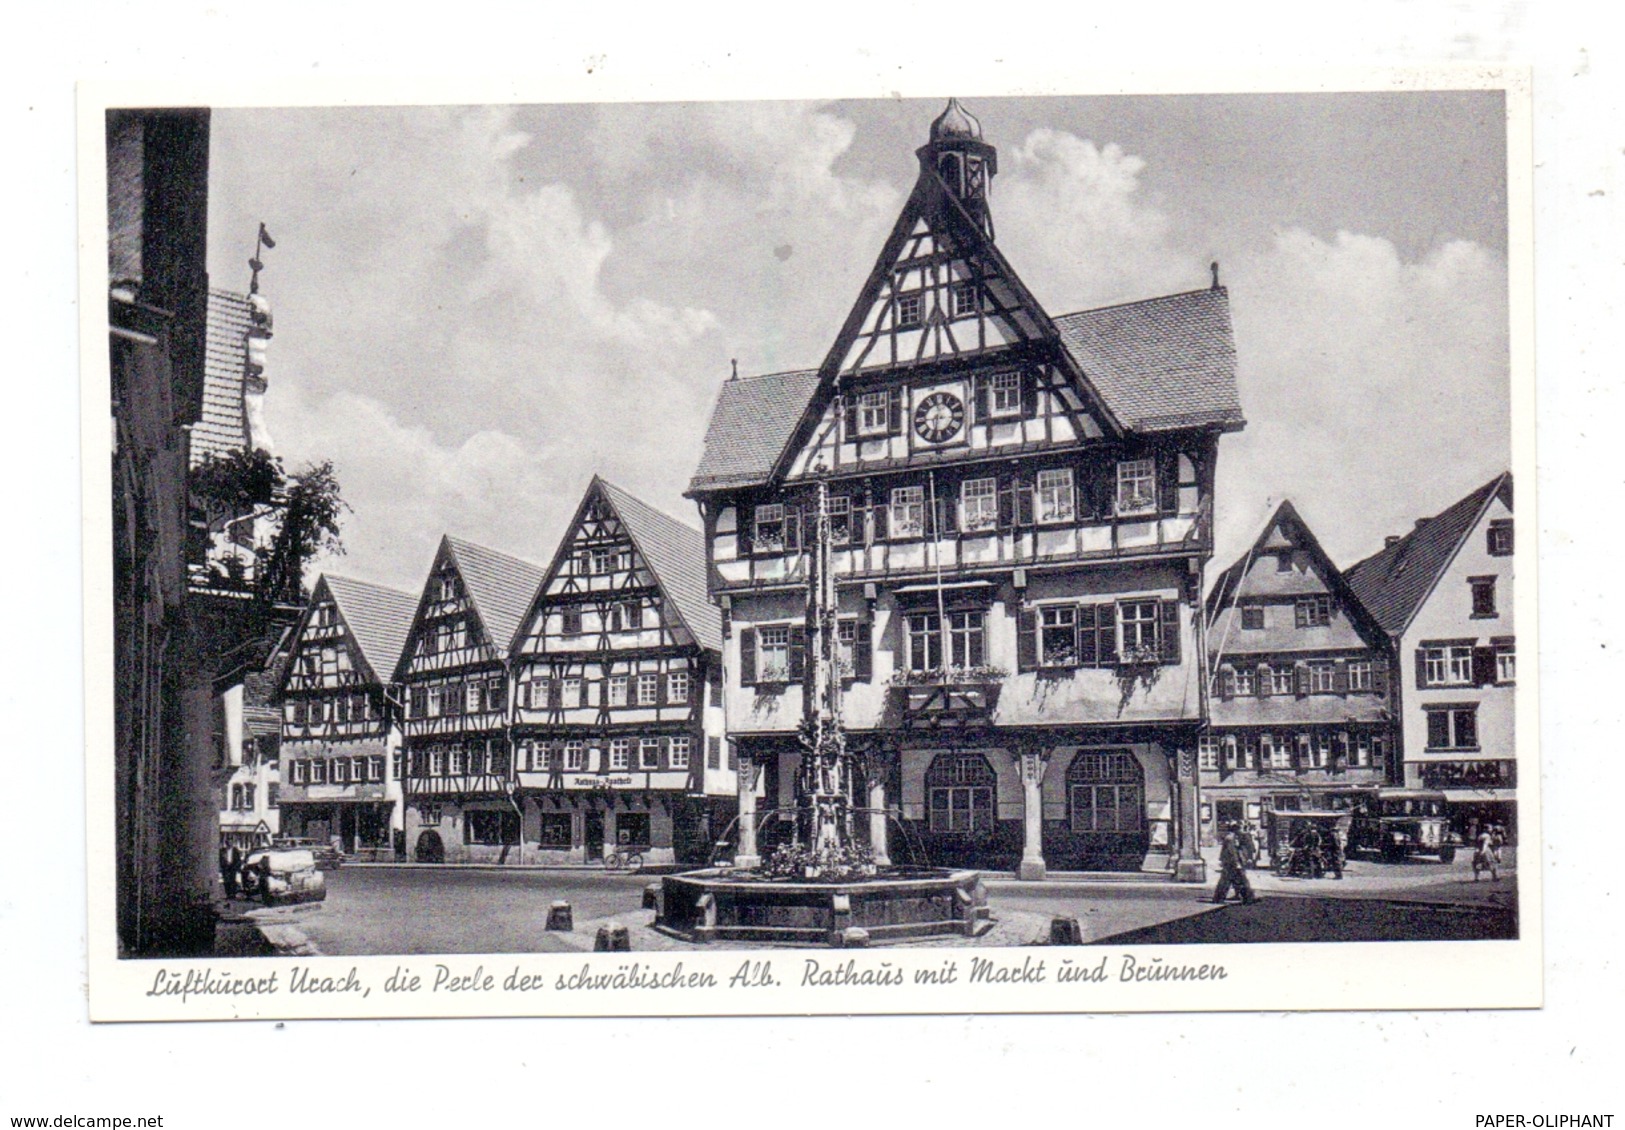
[584,809,605,859]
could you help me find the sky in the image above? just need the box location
[206,92,1510,596]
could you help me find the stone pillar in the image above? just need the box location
[1172,743,1206,883]
[1017,748,1048,881]
[867,771,891,867]
[735,755,761,870]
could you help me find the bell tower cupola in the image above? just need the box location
[918,98,998,238]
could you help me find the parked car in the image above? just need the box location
[1329,788,1458,863]
[240,847,327,906]
[271,836,344,870]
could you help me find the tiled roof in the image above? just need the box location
[685,289,1243,493]
[192,288,255,466]
[1343,473,1512,635]
[599,480,721,653]
[1054,288,1244,434]
[687,369,821,491]
[323,574,418,684]
[445,536,547,660]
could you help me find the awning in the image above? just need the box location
[1441,788,1516,804]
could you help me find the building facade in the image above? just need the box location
[1346,473,1516,842]
[1201,501,1393,843]
[277,574,417,858]
[508,478,732,866]
[216,668,284,851]
[399,537,545,864]
[686,101,1245,880]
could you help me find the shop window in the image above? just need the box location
[538,812,572,848]
[616,813,652,849]
[925,753,996,835]
[1068,751,1146,834]
[464,810,520,846]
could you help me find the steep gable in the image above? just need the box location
[322,574,417,684]
[396,536,546,679]
[599,481,721,653]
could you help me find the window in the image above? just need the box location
[1276,552,1294,573]
[757,625,791,682]
[563,676,583,707]
[538,812,572,848]
[896,292,922,327]
[465,682,485,714]
[960,478,998,532]
[333,758,351,785]
[1347,660,1373,691]
[1040,605,1078,667]
[419,803,443,826]
[707,737,722,771]
[835,619,858,677]
[1068,752,1145,834]
[310,758,328,785]
[926,754,996,835]
[1115,458,1157,516]
[526,678,549,710]
[1353,733,1373,768]
[857,390,890,437]
[607,601,640,632]
[609,738,631,770]
[667,670,690,704]
[1222,735,1239,771]
[1233,666,1257,696]
[753,504,786,553]
[1496,640,1516,683]
[291,760,308,785]
[669,736,691,770]
[1296,733,1314,769]
[1240,606,1265,630]
[590,547,627,574]
[448,745,466,775]
[989,371,1022,417]
[1263,733,1290,770]
[1198,735,1220,771]
[564,741,585,771]
[1308,662,1337,693]
[429,748,445,776]
[464,810,520,846]
[335,695,350,723]
[1267,665,1294,696]
[637,673,660,706]
[1423,645,1474,687]
[608,676,629,706]
[561,608,583,635]
[827,495,852,545]
[266,784,279,808]
[1314,732,1335,768]
[890,486,925,538]
[947,611,986,668]
[1242,734,1261,770]
[1295,596,1332,628]
[1470,576,1497,617]
[1426,706,1479,750]
[616,813,651,849]
[952,280,980,317]
[1035,469,1075,524]
[640,738,661,770]
[1119,599,1160,658]
[906,612,942,672]
[1487,519,1513,557]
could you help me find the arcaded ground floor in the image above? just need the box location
[280,800,397,858]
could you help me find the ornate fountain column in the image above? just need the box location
[1171,742,1206,883]
[1017,745,1049,881]
[867,757,892,866]
[735,753,761,870]
[795,475,856,853]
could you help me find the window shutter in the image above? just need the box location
[1076,604,1099,666]
[1333,660,1350,693]
[1256,663,1271,695]
[737,507,753,556]
[888,387,904,435]
[1015,475,1034,527]
[1218,666,1235,699]
[1372,657,1389,697]
[548,679,562,710]
[1157,452,1179,514]
[788,624,808,681]
[739,629,757,687]
[655,671,668,707]
[854,620,873,682]
[1295,662,1310,698]
[785,504,802,552]
[1097,603,1118,665]
[1471,646,1497,687]
[973,375,990,422]
[1414,648,1428,690]
[997,476,1016,530]
[936,488,957,536]
[843,397,858,441]
[1158,599,1182,664]
[873,501,889,541]
[1021,370,1038,418]
[1016,609,1039,672]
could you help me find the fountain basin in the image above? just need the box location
[658,868,989,945]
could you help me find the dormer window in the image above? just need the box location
[896,293,922,327]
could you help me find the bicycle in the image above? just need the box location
[602,847,644,872]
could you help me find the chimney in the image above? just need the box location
[1414,518,1430,530]
[1385,535,1401,548]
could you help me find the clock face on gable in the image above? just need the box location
[913,390,966,444]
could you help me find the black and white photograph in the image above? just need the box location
[86,79,1543,1019]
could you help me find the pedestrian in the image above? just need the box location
[1300,822,1325,879]
[1490,824,1506,866]
[1212,823,1258,905]
[1324,829,1344,879]
[1472,827,1499,882]
[1238,821,1259,869]
[219,842,241,899]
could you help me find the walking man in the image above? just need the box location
[1212,823,1258,905]
[218,842,241,900]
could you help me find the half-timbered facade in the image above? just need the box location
[398,536,545,864]
[509,478,729,866]
[1346,473,1517,843]
[1202,502,1394,844]
[277,574,417,858]
[687,101,1245,880]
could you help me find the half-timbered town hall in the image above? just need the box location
[509,478,730,866]
[398,536,545,864]
[687,100,1246,879]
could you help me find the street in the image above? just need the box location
[239,853,1518,956]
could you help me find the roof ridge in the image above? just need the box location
[1056,286,1225,321]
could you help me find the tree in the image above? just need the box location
[259,459,348,605]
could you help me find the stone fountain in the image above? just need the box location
[658,475,989,945]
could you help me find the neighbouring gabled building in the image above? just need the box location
[398,536,545,863]
[277,574,417,858]
[508,478,730,866]
[1201,501,1394,843]
[685,101,1244,880]
[1345,472,1517,842]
